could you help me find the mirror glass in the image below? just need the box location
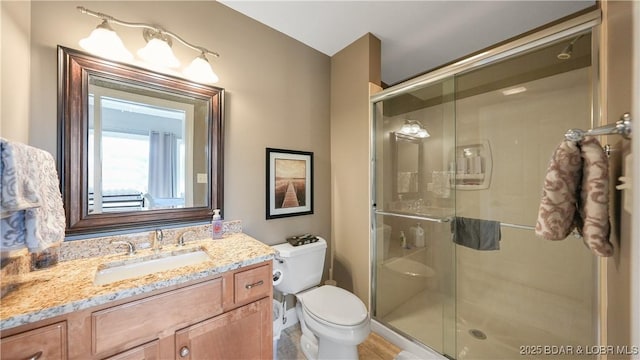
[59,46,223,235]
[87,75,209,213]
[392,132,422,199]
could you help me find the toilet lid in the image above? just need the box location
[301,285,368,326]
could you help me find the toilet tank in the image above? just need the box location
[272,237,327,294]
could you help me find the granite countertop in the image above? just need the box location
[0,233,275,331]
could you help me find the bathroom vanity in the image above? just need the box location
[0,234,274,360]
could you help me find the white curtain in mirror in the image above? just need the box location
[148,131,178,200]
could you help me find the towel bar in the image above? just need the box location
[374,210,450,223]
[565,112,632,142]
[499,222,535,231]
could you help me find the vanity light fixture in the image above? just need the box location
[77,6,220,84]
[399,119,430,138]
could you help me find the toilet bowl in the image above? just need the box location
[272,238,371,359]
[296,286,370,359]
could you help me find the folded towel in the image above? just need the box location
[451,216,501,250]
[535,136,613,257]
[0,140,40,217]
[0,138,66,252]
[578,137,613,257]
[397,171,418,193]
[535,140,582,240]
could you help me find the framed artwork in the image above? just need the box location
[266,148,313,219]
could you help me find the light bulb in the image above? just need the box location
[79,20,133,62]
[400,124,412,134]
[410,124,420,134]
[184,55,219,84]
[138,38,180,68]
[417,129,430,138]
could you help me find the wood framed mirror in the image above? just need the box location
[58,46,224,236]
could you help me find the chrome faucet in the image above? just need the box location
[152,229,164,253]
[177,230,195,247]
[112,240,136,255]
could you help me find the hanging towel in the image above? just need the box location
[451,216,501,250]
[535,136,613,257]
[0,138,66,252]
[535,140,582,240]
[577,137,613,257]
[0,140,40,217]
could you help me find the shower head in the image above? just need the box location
[557,34,584,60]
[557,44,574,60]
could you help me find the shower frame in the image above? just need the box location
[369,8,604,357]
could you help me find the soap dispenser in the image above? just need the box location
[212,209,223,239]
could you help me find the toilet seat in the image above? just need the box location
[299,285,368,327]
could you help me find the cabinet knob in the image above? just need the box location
[179,346,190,357]
[245,280,264,289]
[27,351,43,360]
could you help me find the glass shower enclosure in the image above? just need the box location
[371,15,600,360]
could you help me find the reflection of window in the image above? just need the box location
[89,130,150,194]
[88,90,191,213]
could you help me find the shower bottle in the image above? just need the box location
[413,223,425,247]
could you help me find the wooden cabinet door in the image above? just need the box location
[103,340,159,360]
[1,322,67,360]
[175,297,272,360]
[92,278,222,356]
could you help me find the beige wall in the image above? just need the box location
[1,1,31,142]
[16,1,331,246]
[330,33,380,305]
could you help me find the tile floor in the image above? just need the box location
[276,324,401,360]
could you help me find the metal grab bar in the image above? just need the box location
[374,210,451,223]
[499,222,535,231]
[565,112,632,141]
[375,210,539,232]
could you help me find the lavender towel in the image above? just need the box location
[535,136,613,257]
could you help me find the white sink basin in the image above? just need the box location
[94,248,211,286]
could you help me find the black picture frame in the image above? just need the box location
[266,148,313,219]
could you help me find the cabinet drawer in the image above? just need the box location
[92,278,222,355]
[234,264,271,304]
[1,321,67,360]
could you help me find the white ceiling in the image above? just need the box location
[218,1,595,85]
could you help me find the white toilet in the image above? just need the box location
[272,238,370,360]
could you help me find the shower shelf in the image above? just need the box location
[452,139,493,190]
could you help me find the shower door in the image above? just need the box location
[451,30,597,360]
[372,26,599,360]
[372,77,457,355]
